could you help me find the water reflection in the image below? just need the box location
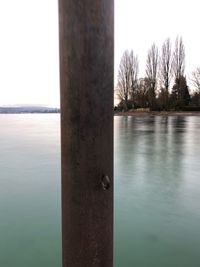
[114,115,200,267]
[0,114,200,267]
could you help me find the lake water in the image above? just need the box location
[0,114,200,266]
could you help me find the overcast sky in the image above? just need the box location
[0,0,200,107]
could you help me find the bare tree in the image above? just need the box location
[117,50,139,110]
[191,67,200,93]
[146,43,159,109]
[171,36,187,107]
[129,50,139,101]
[160,38,172,93]
[116,50,130,110]
[159,38,172,109]
[172,36,185,80]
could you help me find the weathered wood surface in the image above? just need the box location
[59,1,114,266]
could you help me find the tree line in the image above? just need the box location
[116,36,200,111]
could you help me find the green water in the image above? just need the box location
[114,116,200,267]
[0,114,61,267]
[0,114,200,266]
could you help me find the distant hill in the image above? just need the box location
[0,105,60,114]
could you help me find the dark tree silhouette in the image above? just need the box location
[146,43,159,109]
[116,50,130,110]
[172,36,185,80]
[135,78,150,108]
[171,36,188,108]
[129,51,139,102]
[159,38,172,109]
[116,50,138,110]
[191,67,200,93]
[171,76,190,108]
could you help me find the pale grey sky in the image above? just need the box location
[0,0,200,106]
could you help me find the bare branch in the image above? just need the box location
[116,50,139,109]
[117,50,130,102]
[129,50,139,100]
[146,43,159,108]
[172,36,185,80]
[146,43,159,88]
[191,67,200,93]
[160,38,172,92]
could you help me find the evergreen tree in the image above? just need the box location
[171,76,190,109]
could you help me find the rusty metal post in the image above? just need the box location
[59,1,114,266]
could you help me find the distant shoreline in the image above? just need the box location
[1,111,200,116]
[0,106,60,114]
[0,111,60,114]
[114,111,200,116]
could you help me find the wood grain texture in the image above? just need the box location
[59,1,114,266]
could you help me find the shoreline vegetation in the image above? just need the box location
[114,110,200,116]
[115,36,200,113]
[1,109,199,116]
[1,106,200,116]
[0,107,200,116]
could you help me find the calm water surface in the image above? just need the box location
[0,114,200,266]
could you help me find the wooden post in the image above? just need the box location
[59,1,114,266]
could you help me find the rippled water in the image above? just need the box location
[0,114,200,266]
